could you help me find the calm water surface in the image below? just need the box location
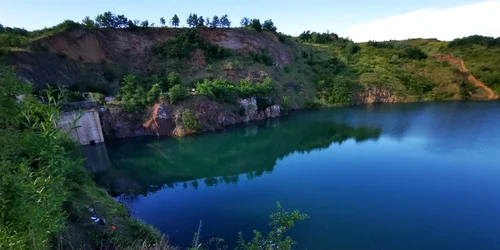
[86,102,500,250]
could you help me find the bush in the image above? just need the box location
[0,67,79,249]
[146,83,163,104]
[250,50,273,66]
[182,110,201,131]
[398,73,434,96]
[169,84,188,104]
[320,77,359,105]
[448,35,500,47]
[116,74,146,112]
[400,46,427,60]
[151,29,231,60]
[195,77,274,103]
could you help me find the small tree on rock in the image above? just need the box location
[169,84,188,104]
[160,17,166,26]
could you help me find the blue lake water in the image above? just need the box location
[87,101,500,249]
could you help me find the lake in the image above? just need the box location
[85,102,500,250]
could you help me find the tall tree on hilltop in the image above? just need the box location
[197,16,205,27]
[205,17,211,27]
[94,11,128,28]
[220,14,231,28]
[171,14,180,27]
[192,14,198,27]
[187,13,200,27]
[250,18,262,32]
[263,19,277,32]
[186,14,194,27]
[82,16,97,28]
[240,17,250,27]
[140,20,149,27]
[210,15,220,28]
[160,17,166,26]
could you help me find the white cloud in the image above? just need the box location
[345,1,500,42]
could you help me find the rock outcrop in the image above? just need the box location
[354,86,401,104]
[100,96,282,139]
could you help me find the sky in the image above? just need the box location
[0,0,499,42]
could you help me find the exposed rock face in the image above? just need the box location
[142,103,175,136]
[100,96,283,139]
[264,105,281,118]
[239,97,258,122]
[354,86,400,104]
[100,106,147,139]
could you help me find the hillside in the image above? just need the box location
[1,18,499,139]
[2,13,500,250]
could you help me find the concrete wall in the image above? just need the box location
[59,109,105,145]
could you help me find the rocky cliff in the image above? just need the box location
[100,96,281,139]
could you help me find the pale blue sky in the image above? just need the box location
[0,0,496,40]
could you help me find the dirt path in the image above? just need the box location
[434,54,498,99]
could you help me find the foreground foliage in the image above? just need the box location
[0,67,77,249]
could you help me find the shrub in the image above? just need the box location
[250,50,273,66]
[169,84,188,104]
[400,46,427,60]
[448,35,500,47]
[398,73,434,96]
[0,67,79,249]
[182,110,201,131]
[151,29,231,60]
[195,77,274,103]
[322,77,359,105]
[146,83,163,104]
[116,74,146,112]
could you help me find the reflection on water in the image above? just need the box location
[89,117,381,198]
[82,101,500,250]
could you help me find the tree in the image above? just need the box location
[94,11,129,28]
[171,14,180,27]
[250,19,262,32]
[197,16,205,27]
[140,20,149,27]
[205,17,211,27]
[187,14,199,27]
[210,15,220,28]
[82,16,96,28]
[95,11,115,28]
[116,74,146,111]
[233,202,309,250]
[262,19,277,32]
[0,23,4,33]
[169,84,188,104]
[167,72,181,87]
[160,17,166,26]
[240,17,250,27]
[147,83,163,104]
[220,14,231,28]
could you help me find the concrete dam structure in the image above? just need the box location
[59,109,105,145]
